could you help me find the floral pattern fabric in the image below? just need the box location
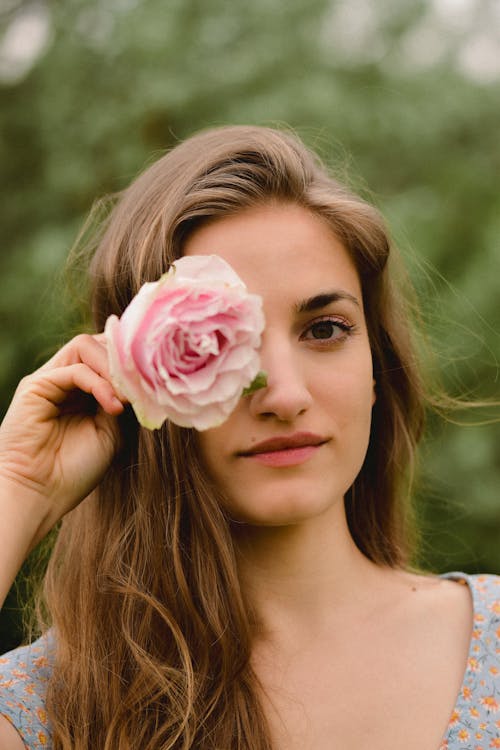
[440,573,500,750]
[1,574,500,749]
[0,633,53,748]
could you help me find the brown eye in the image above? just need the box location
[311,321,337,339]
[301,316,354,344]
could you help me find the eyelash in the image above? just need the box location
[300,315,356,345]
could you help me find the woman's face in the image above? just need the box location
[183,203,375,526]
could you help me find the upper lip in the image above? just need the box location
[238,432,329,456]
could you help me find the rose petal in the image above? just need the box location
[104,254,265,430]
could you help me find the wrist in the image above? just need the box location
[0,475,55,608]
[0,473,51,544]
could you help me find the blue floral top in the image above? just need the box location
[0,632,53,748]
[1,573,500,749]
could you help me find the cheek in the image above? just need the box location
[327,382,374,458]
[322,353,374,412]
[196,426,231,484]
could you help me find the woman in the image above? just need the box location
[0,125,497,750]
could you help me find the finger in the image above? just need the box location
[40,334,112,383]
[30,364,125,416]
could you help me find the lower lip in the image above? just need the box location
[243,445,321,467]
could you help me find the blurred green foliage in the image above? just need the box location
[1,0,499,651]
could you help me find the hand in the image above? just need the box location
[0,333,126,548]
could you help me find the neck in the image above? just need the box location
[232,501,388,641]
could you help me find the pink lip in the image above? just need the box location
[238,432,328,468]
[244,445,322,467]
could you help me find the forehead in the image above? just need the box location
[182,203,362,305]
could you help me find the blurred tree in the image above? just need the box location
[1,0,499,651]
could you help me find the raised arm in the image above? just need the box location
[0,334,126,608]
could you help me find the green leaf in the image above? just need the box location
[242,370,267,396]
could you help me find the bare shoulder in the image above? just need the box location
[392,570,473,651]
[405,571,472,614]
[0,714,26,750]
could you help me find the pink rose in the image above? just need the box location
[104,255,265,431]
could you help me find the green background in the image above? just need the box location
[1,0,499,652]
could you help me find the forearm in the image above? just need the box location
[0,478,49,609]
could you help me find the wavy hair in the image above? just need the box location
[42,125,426,748]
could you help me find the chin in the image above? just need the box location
[224,489,342,528]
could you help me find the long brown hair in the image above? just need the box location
[42,125,426,748]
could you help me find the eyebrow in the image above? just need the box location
[294,290,361,314]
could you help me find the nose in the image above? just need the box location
[248,332,312,422]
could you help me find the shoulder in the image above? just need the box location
[442,572,500,631]
[464,572,500,608]
[442,572,500,680]
[436,573,500,745]
[0,634,54,749]
[460,573,500,655]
